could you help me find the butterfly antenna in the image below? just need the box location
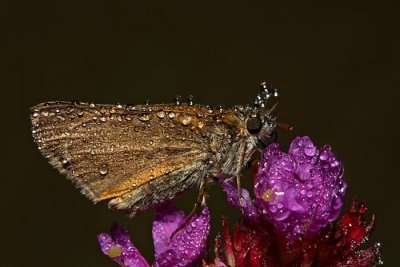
[277,122,294,131]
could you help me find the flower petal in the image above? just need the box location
[219,175,259,221]
[289,136,319,181]
[154,206,210,267]
[97,224,149,267]
[152,202,186,258]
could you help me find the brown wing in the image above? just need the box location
[30,101,231,208]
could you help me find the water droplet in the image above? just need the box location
[187,95,194,106]
[269,205,277,212]
[89,103,96,108]
[125,115,133,121]
[178,115,193,126]
[304,145,317,157]
[174,95,181,105]
[138,113,151,122]
[32,110,39,118]
[168,112,175,119]
[273,88,279,97]
[156,111,166,119]
[62,159,70,168]
[330,160,340,167]
[358,202,367,214]
[99,163,109,176]
[149,140,154,145]
[100,116,107,122]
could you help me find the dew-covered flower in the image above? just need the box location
[98,202,210,267]
[254,136,347,239]
[214,136,381,266]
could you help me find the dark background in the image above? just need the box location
[8,0,399,266]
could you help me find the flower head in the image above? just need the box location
[254,136,347,239]
[98,202,210,267]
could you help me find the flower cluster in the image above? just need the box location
[98,136,382,266]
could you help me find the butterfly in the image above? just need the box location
[30,82,278,216]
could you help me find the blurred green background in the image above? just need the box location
[8,0,399,266]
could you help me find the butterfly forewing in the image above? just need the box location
[30,101,244,214]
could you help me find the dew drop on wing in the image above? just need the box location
[138,113,151,122]
[98,163,109,176]
[168,112,175,119]
[156,111,166,119]
[178,115,193,126]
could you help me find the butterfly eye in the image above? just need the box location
[247,116,263,134]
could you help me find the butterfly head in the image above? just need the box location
[245,82,279,147]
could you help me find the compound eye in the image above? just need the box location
[247,116,263,134]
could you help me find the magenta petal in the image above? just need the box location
[97,233,115,258]
[152,202,186,258]
[289,136,319,180]
[219,175,259,221]
[97,224,149,267]
[153,206,210,267]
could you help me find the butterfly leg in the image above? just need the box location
[171,176,207,239]
[187,177,208,219]
[235,142,248,213]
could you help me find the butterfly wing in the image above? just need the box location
[31,102,230,212]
